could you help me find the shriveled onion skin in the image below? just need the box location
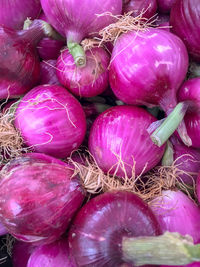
[56,47,110,98]
[0,0,41,30]
[170,0,200,62]
[109,28,188,112]
[14,85,86,158]
[123,0,157,19]
[88,105,165,177]
[0,160,85,245]
[177,78,200,148]
[40,0,122,41]
[27,238,77,267]
[68,191,161,267]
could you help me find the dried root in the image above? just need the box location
[1,234,15,258]
[69,151,196,204]
[97,11,158,45]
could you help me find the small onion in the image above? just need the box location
[56,47,110,98]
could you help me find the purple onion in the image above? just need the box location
[37,13,65,60]
[167,136,200,185]
[170,0,200,62]
[14,85,86,158]
[196,172,200,203]
[68,190,161,266]
[0,157,85,245]
[157,0,176,14]
[109,28,188,114]
[0,0,41,30]
[0,20,53,99]
[56,47,110,98]
[149,190,200,244]
[177,78,200,148]
[40,0,122,67]
[88,105,165,178]
[123,0,157,19]
[27,238,77,267]
[39,60,60,85]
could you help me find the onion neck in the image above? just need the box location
[161,140,174,166]
[19,19,62,46]
[122,232,200,266]
[67,31,86,67]
[150,102,191,147]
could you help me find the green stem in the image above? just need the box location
[151,102,189,147]
[122,232,200,266]
[67,40,86,67]
[161,140,174,166]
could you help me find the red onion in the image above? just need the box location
[0,223,7,236]
[56,47,110,98]
[27,238,77,267]
[14,84,86,158]
[170,0,200,62]
[123,0,157,19]
[149,190,200,244]
[0,157,85,245]
[12,241,37,267]
[162,136,200,185]
[39,60,60,85]
[68,190,161,266]
[157,0,176,14]
[68,190,200,266]
[37,13,65,60]
[40,0,122,67]
[109,28,188,113]
[21,152,67,166]
[0,0,41,30]
[0,19,56,99]
[88,105,165,178]
[177,78,200,148]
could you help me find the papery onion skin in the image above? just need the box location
[37,13,64,60]
[68,190,161,267]
[27,238,77,267]
[123,0,157,19]
[157,0,176,14]
[109,28,188,113]
[149,190,200,244]
[40,0,122,41]
[88,105,165,178]
[177,78,200,148]
[0,159,85,245]
[56,47,110,98]
[0,0,41,30]
[14,85,86,158]
[170,0,200,62]
[12,241,37,267]
[40,60,61,85]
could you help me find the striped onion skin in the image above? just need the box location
[14,85,86,158]
[88,105,166,178]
